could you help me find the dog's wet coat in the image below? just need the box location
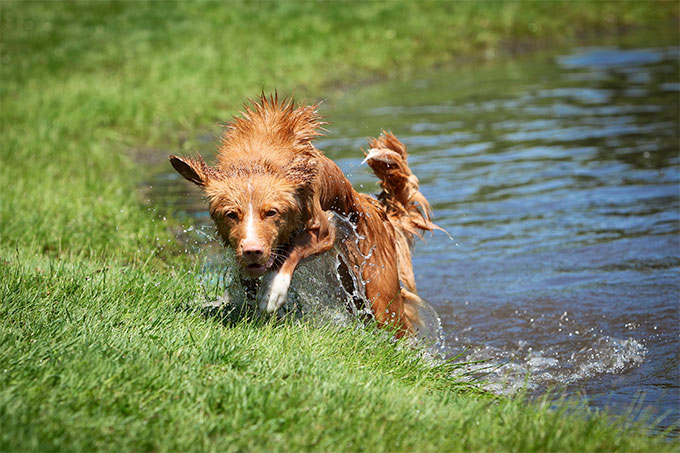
[170,94,439,336]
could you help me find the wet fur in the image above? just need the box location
[170,95,439,336]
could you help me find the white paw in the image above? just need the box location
[257,271,292,313]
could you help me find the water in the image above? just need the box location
[190,212,447,354]
[153,43,679,432]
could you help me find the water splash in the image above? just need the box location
[193,212,447,354]
[457,334,647,396]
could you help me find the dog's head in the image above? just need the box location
[169,154,316,278]
[170,95,325,278]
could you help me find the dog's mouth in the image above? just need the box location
[244,263,267,277]
[242,254,276,278]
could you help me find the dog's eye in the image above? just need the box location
[226,211,238,220]
[265,209,278,217]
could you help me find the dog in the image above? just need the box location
[170,94,440,337]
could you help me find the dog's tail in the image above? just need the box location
[363,132,441,239]
[363,132,444,331]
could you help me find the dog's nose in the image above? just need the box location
[241,242,264,260]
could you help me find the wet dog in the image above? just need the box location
[170,95,439,336]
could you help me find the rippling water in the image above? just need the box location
[154,43,679,431]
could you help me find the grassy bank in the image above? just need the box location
[2,250,674,451]
[1,1,677,450]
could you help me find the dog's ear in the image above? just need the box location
[169,155,213,187]
[286,156,317,190]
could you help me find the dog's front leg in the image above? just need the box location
[257,219,336,313]
[257,270,293,313]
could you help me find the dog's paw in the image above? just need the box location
[257,271,293,313]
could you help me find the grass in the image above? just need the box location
[1,1,678,451]
[1,250,674,452]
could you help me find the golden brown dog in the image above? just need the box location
[170,95,439,336]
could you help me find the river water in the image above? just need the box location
[153,42,679,432]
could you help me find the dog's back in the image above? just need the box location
[313,131,440,335]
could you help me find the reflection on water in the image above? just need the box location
[155,44,679,432]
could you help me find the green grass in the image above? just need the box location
[1,1,678,451]
[1,250,674,452]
